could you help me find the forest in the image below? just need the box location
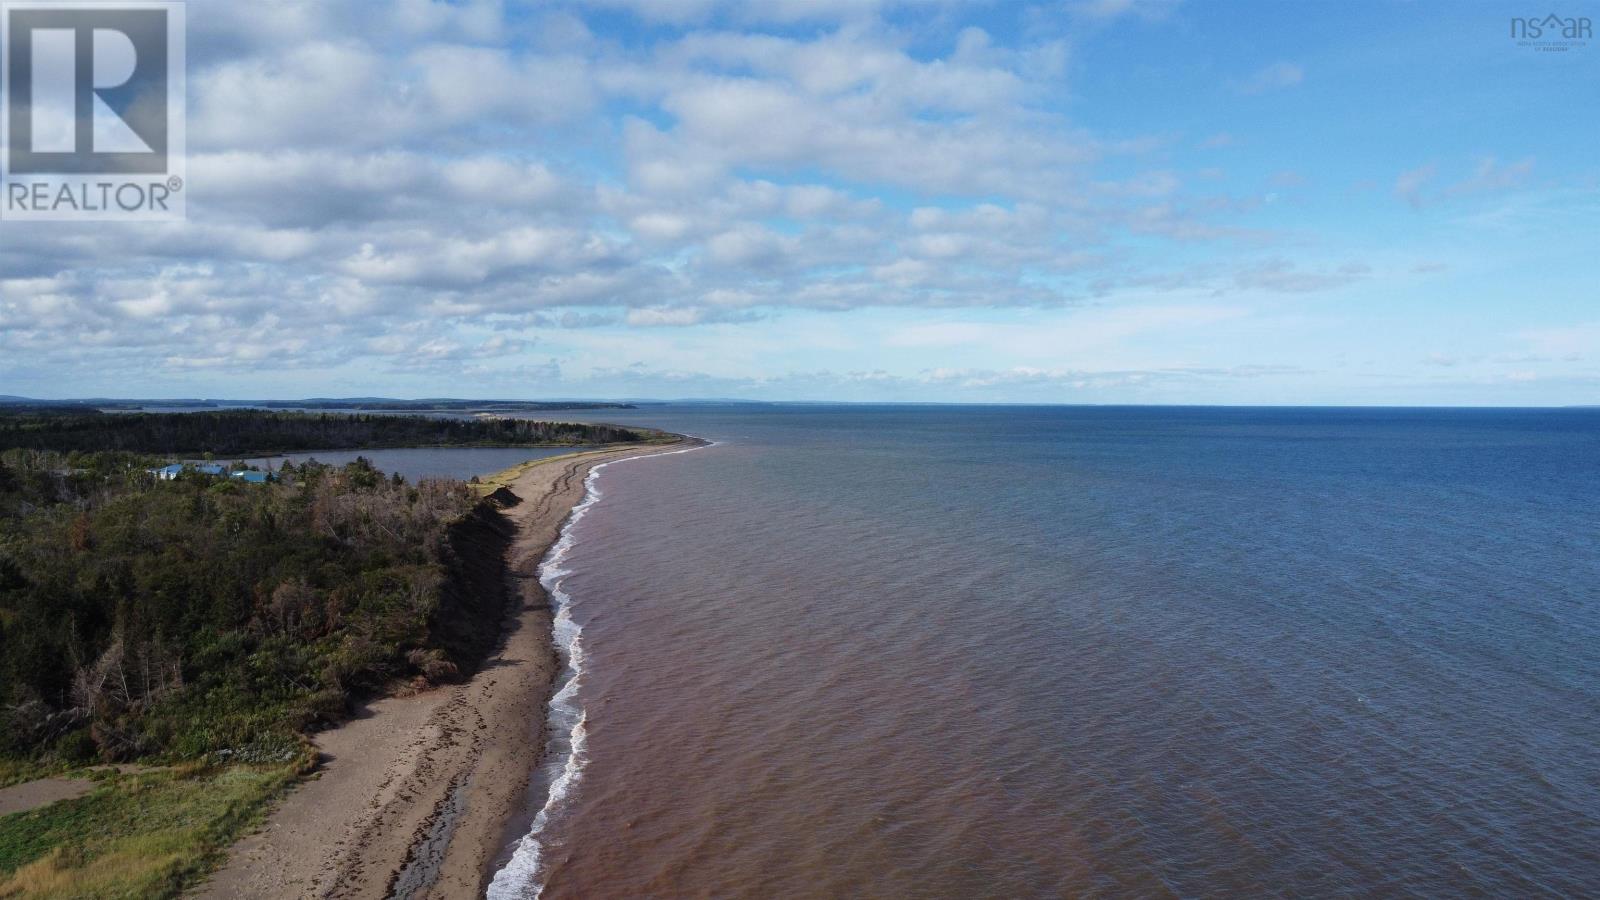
[0,410,647,763]
[0,398,637,412]
[0,409,654,456]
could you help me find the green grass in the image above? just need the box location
[473,447,605,494]
[0,761,67,792]
[0,760,306,899]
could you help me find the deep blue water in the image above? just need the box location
[497,405,1600,897]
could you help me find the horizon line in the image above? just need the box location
[1,396,1595,411]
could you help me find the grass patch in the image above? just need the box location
[0,761,67,792]
[0,760,304,899]
[473,446,616,494]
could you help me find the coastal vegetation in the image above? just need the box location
[0,398,638,413]
[0,410,648,896]
[0,764,299,898]
[0,452,494,762]
[0,408,655,456]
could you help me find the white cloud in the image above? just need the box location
[0,0,1383,396]
[1235,61,1304,95]
[1068,0,1183,22]
[1394,163,1437,209]
[1233,260,1369,293]
[1394,157,1535,209]
[1519,322,1600,358]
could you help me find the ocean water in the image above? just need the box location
[491,405,1600,898]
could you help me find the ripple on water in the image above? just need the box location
[490,407,1600,898]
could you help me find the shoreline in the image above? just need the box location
[194,437,705,899]
[485,437,715,898]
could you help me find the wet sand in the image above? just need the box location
[195,441,694,899]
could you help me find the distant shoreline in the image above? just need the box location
[0,409,664,459]
[0,398,642,413]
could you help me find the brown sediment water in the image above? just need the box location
[485,405,1600,899]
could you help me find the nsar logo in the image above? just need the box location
[1510,12,1592,51]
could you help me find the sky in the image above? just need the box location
[1,0,1596,404]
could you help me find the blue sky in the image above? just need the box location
[1,0,1596,404]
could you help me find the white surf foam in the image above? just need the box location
[487,439,713,899]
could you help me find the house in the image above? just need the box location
[148,462,238,480]
[231,471,272,484]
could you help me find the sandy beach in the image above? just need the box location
[195,440,696,899]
